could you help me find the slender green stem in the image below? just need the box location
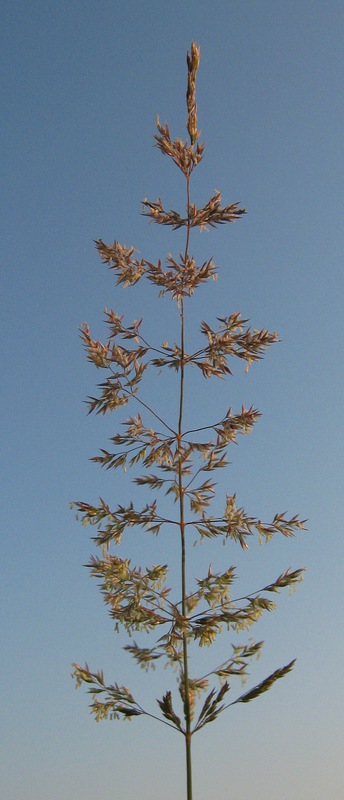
[178,174,193,800]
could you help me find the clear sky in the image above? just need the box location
[2,2,343,799]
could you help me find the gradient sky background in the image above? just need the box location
[2,2,343,799]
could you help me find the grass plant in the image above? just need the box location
[72,43,305,800]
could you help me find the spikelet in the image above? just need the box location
[186,42,201,145]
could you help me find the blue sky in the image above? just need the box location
[2,2,343,798]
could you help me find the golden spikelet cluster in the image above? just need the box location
[154,42,204,177]
[186,42,201,145]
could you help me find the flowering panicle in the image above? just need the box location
[73,43,305,799]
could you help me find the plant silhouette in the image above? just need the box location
[72,42,305,800]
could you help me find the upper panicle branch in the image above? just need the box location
[95,239,146,287]
[194,495,307,548]
[142,192,245,231]
[72,664,145,722]
[229,660,296,707]
[193,314,278,378]
[188,192,246,230]
[154,120,204,177]
[79,318,149,415]
[95,236,218,299]
[153,42,204,176]
[145,253,218,302]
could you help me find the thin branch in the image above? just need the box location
[123,387,176,435]
[134,703,183,733]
